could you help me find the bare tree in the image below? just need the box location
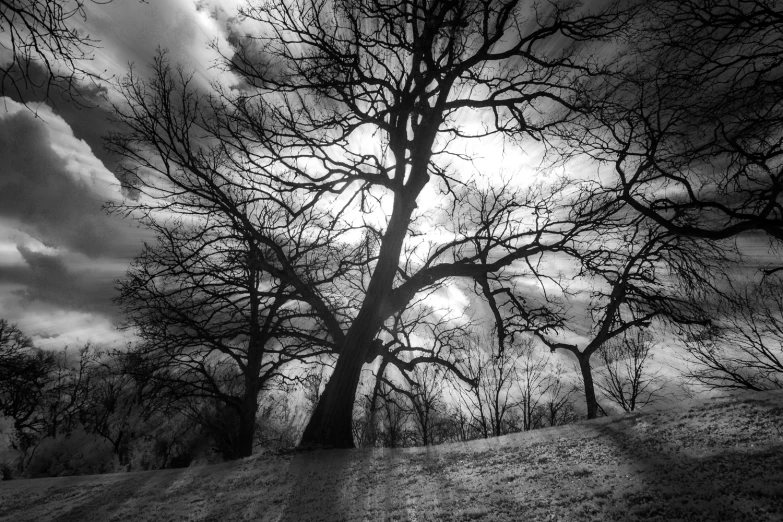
[539,361,579,427]
[79,349,173,466]
[683,275,783,391]
[453,330,523,438]
[42,346,94,439]
[490,219,719,418]
[400,363,446,447]
[594,328,665,412]
[516,336,556,431]
[1,0,109,106]
[371,379,412,448]
[109,0,633,448]
[115,199,335,458]
[0,320,53,436]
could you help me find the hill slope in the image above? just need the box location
[1,390,782,522]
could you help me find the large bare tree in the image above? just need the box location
[228,0,629,448]
[110,0,631,447]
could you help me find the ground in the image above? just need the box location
[1,390,782,522]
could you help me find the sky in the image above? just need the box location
[0,0,545,352]
[0,0,246,349]
[0,0,776,386]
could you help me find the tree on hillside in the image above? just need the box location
[0,320,53,436]
[515,336,557,430]
[453,331,527,438]
[539,361,579,427]
[594,328,665,413]
[0,0,109,106]
[114,203,336,458]
[486,219,719,418]
[42,346,95,438]
[79,349,174,465]
[109,0,632,448]
[399,363,446,447]
[683,275,783,392]
[540,2,783,407]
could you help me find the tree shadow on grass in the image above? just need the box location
[593,410,783,521]
[28,470,171,522]
[274,444,458,522]
[276,448,366,522]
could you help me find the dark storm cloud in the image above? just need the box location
[0,107,147,259]
[0,246,119,317]
[1,59,140,199]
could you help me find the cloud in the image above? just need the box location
[0,246,119,316]
[81,0,241,91]
[0,100,150,259]
[0,98,153,348]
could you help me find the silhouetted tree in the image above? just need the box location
[453,331,526,438]
[489,219,719,418]
[115,217,335,458]
[109,0,632,447]
[0,320,53,435]
[595,328,665,412]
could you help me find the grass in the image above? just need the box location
[1,389,782,522]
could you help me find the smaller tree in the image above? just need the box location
[79,349,172,466]
[400,363,446,447]
[372,380,411,449]
[539,361,579,427]
[453,331,557,437]
[0,320,52,436]
[452,330,520,439]
[516,337,557,431]
[595,328,665,412]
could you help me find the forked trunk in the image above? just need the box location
[299,326,376,448]
[236,404,256,458]
[235,377,259,458]
[577,353,600,420]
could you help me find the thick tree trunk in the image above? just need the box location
[236,398,257,458]
[299,325,376,448]
[366,359,387,446]
[298,134,435,448]
[234,365,260,458]
[577,353,600,420]
[299,186,424,448]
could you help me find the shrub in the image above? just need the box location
[24,428,116,478]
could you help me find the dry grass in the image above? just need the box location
[1,389,782,522]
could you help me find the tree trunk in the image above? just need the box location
[236,394,258,458]
[577,353,600,420]
[299,188,424,448]
[299,326,376,448]
[298,151,432,449]
[367,359,387,447]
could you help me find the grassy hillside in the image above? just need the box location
[1,390,782,522]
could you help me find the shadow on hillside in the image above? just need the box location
[276,449,360,522]
[596,418,783,520]
[45,473,157,522]
[275,446,455,521]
